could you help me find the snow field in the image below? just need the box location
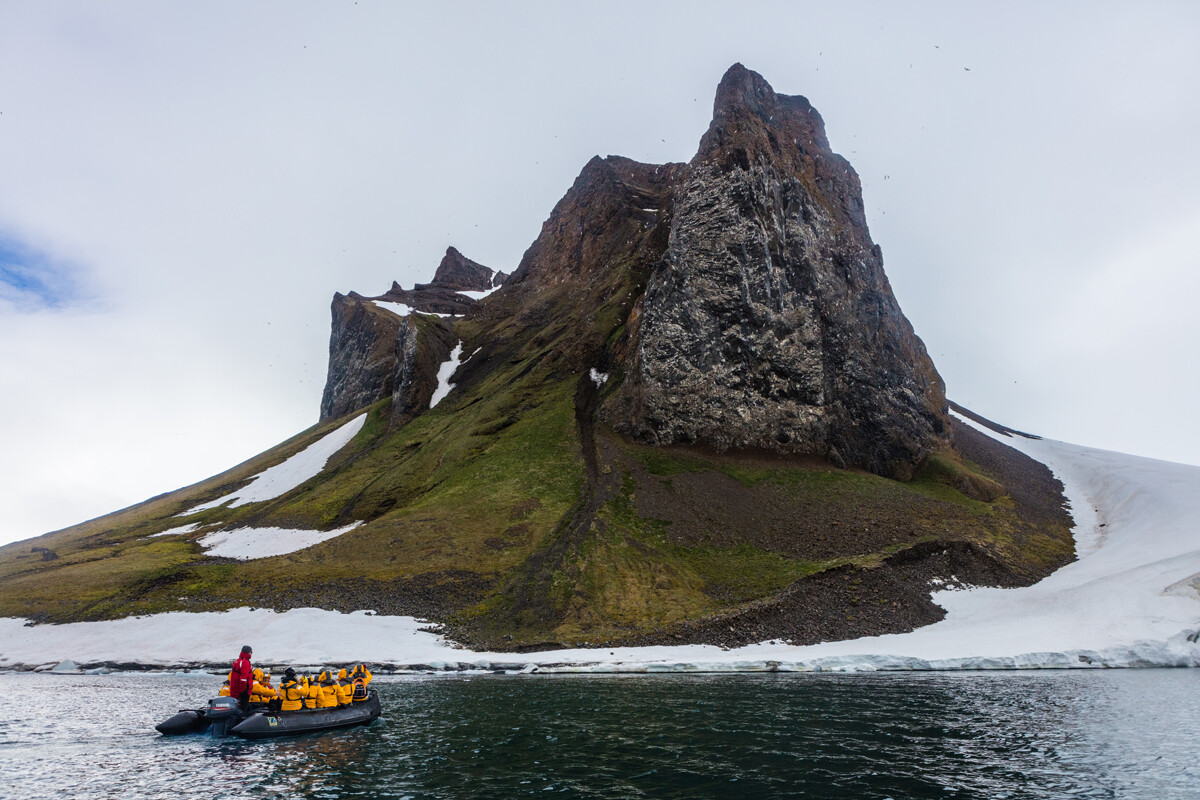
[457,287,501,301]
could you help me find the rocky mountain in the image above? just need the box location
[319,247,504,423]
[604,65,947,480]
[0,66,1074,651]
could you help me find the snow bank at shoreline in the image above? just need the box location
[5,426,1200,672]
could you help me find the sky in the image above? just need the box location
[1,1,1198,546]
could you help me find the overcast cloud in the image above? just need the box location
[1,1,1198,545]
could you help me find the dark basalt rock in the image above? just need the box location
[319,293,406,421]
[389,316,458,428]
[320,248,504,422]
[602,64,949,479]
[377,247,505,315]
[418,246,497,291]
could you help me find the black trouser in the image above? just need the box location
[237,691,250,712]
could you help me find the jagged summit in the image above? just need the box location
[702,62,832,162]
[601,64,948,479]
[419,247,503,292]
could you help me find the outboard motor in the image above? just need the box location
[205,696,242,738]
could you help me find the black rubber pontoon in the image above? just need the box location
[156,691,382,739]
[229,690,382,739]
[156,696,243,736]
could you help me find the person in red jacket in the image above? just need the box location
[228,645,254,711]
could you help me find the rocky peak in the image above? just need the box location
[603,64,949,479]
[421,247,498,292]
[704,63,831,156]
[375,247,503,316]
[506,155,682,289]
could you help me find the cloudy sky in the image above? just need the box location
[2,1,1198,546]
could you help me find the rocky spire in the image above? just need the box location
[424,246,497,292]
[604,64,949,479]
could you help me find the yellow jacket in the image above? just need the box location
[350,666,371,702]
[314,672,339,709]
[250,681,277,703]
[335,669,354,705]
[279,678,314,712]
[248,669,276,703]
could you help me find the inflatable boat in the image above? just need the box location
[155,691,382,739]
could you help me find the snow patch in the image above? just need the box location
[457,287,500,301]
[182,414,366,513]
[148,523,202,538]
[589,368,609,386]
[372,300,455,319]
[198,523,362,560]
[429,342,464,409]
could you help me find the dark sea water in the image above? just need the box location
[0,670,1197,799]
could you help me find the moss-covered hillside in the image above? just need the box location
[0,344,1073,650]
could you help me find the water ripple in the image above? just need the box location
[0,671,1197,798]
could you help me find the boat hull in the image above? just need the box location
[155,709,207,736]
[230,690,382,739]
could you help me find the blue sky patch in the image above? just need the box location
[0,236,81,310]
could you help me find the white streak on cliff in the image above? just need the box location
[429,342,464,409]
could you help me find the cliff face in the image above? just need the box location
[603,64,948,479]
[319,248,503,424]
[319,294,405,422]
[388,315,458,428]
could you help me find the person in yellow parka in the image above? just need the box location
[301,674,316,708]
[314,670,340,709]
[278,668,315,712]
[349,663,372,702]
[218,672,232,697]
[249,668,277,704]
[335,668,354,706]
[344,663,372,685]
